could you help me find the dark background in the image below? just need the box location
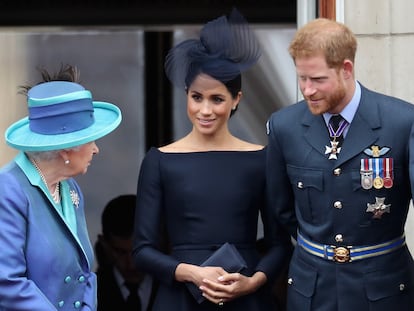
[0,1,295,26]
[0,1,296,149]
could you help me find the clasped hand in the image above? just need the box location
[175,263,266,305]
[197,266,258,304]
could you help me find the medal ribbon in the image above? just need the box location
[374,158,382,178]
[328,117,349,140]
[360,158,374,189]
[383,157,394,188]
[383,158,393,178]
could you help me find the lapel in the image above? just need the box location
[336,86,380,166]
[303,111,330,157]
[15,152,91,269]
[302,86,381,166]
[61,180,92,269]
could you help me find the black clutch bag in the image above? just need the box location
[186,242,247,303]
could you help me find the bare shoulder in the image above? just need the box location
[158,138,191,153]
[158,136,264,152]
[234,139,264,151]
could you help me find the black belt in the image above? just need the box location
[297,232,405,263]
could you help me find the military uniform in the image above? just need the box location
[266,83,414,310]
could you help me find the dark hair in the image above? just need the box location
[18,63,80,96]
[223,74,241,99]
[225,75,241,116]
[101,195,136,239]
[185,70,241,98]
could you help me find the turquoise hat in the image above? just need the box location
[5,81,122,151]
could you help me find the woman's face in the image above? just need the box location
[186,74,240,136]
[64,141,99,176]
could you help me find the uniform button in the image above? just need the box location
[78,275,85,283]
[58,301,65,308]
[399,283,405,291]
[333,201,342,209]
[287,277,293,285]
[335,234,343,243]
[333,168,341,176]
[64,276,71,283]
[297,182,303,189]
[74,301,81,309]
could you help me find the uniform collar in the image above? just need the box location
[323,81,361,126]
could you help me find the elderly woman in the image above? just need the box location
[0,66,122,310]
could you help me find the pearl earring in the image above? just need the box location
[65,159,70,165]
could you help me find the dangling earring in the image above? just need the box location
[64,159,70,165]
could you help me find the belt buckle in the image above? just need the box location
[332,246,351,263]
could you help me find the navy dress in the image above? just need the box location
[133,147,290,311]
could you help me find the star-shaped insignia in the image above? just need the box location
[325,140,341,160]
[366,197,391,219]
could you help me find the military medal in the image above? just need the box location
[383,178,393,188]
[361,171,373,189]
[366,197,391,219]
[373,158,383,189]
[383,158,394,188]
[361,146,394,191]
[325,117,348,160]
[325,141,341,160]
[373,176,384,189]
[360,159,373,190]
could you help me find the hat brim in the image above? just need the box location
[5,101,122,151]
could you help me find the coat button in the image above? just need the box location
[64,276,71,283]
[333,168,341,176]
[74,301,81,309]
[333,201,342,209]
[58,301,65,308]
[78,275,85,283]
[297,182,303,189]
[287,277,293,285]
[335,234,343,243]
[399,283,405,291]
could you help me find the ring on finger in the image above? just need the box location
[218,299,224,306]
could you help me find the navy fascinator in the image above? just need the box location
[164,8,261,88]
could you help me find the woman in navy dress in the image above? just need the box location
[133,9,291,310]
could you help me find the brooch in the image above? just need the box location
[70,190,80,209]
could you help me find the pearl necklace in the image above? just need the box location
[31,159,61,204]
